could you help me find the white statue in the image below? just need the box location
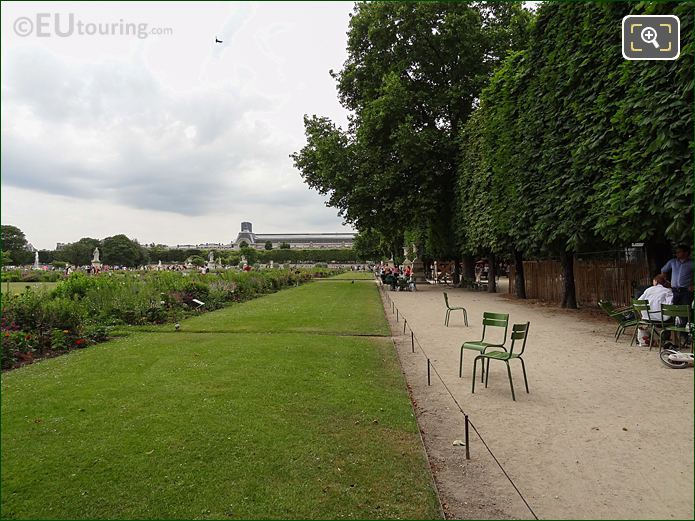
[92,247,100,263]
[208,251,214,262]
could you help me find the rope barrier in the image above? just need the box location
[379,285,539,521]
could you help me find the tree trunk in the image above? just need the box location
[462,254,475,280]
[560,250,577,309]
[453,258,461,285]
[513,249,526,299]
[487,252,497,293]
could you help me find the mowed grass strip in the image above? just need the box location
[2,282,439,519]
[178,280,389,336]
[328,271,376,280]
[1,282,58,295]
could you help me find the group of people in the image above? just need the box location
[636,244,693,342]
[377,265,416,291]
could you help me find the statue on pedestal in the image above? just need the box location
[91,247,102,270]
[410,243,427,283]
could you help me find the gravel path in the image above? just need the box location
[381,280,693,520]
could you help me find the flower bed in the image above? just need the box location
[1,267,336,370]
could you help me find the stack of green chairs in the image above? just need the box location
[472,322,530,401]
[459,312,509,379]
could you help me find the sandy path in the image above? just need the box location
[381,281,693,520]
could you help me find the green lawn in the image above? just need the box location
[1,281,439,519]
[329,271,376,280]
[1,281,58,295]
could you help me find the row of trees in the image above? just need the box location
[292,1,693,307]
[2,225,361,268]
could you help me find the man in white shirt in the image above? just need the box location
[638,274,673,322]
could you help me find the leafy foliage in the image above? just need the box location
[101,234,148,267]
[1,225,33,265]
[456,2,693,260]
[292,2,531,257]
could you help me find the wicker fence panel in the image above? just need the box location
[509,258,650,307]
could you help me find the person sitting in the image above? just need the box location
[408,273,417,292]
[637,274,673,322]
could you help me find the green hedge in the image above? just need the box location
[1,270,64,283]
[456,2,693,258]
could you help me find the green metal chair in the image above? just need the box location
[598,299,639,342]
[630,299,661,349]
[472,322,530,401]
[444,292,468,327]
[659,304,693,351]
[459,312,509,379]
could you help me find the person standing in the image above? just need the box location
[661,244,693,306]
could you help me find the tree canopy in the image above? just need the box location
[292,1,531,258]
[1,225,33,265]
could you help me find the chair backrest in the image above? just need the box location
[633,299,658,321]
[443,292,450,308]
[481,312,509,343]
[660,304,691,326]
[598,299,615,314]
[508,322,530,356]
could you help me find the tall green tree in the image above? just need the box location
[293,2,531,269]
[456,1,693,307]
[57,238,101,266]
[353,229,387,262]
[101,235,147,267]
[0,225,33,265]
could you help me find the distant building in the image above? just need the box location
[232,222,355,250]
[56,243,68,251]
[165,222,354,250]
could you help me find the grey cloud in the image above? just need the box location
[2,45,315,217]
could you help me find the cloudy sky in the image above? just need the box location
[1,1,355,250]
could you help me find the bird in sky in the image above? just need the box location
[215,38,223,44]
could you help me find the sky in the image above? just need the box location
[1,1,356,250]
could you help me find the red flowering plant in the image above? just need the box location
[1,329,36,369]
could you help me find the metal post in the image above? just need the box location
[411,331,415,353]
[427,359,431,386]
[464,415,470,460]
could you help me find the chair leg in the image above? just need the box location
[615,325,623,342]
[519,358,529,393]
[481,357,486,382]
[505,361,516,401]
[445,309,450,326]
[459,346,464,378]
[485,359,490,388]
[463,308,468,327]
[472,357,478,394]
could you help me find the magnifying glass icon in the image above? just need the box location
[640,26,660,48]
